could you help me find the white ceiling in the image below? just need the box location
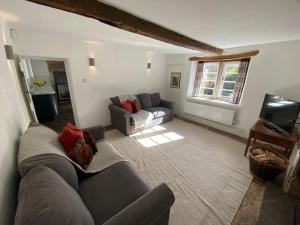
[1,0,300,53]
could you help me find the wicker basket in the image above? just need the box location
[249,144,288,182]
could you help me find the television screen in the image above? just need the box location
[259,94,300,135]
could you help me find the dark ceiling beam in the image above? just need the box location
[26,0,223,54]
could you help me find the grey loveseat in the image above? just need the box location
[15,124,175,225]
[109,93,174,135]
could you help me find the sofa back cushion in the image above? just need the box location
[137,93,152,109]
[19,125,79,190]
[111,95,139,105]
[15,165,95,225]
[151,93,161,107]
[19,154,79,191]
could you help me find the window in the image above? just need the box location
[218,62,240,100]
[191,59,250,104]
[199,63,219,97]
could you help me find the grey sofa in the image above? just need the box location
[15,125,175,225]
[109,93,174,135]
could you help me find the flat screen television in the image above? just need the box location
[259,94,300,136]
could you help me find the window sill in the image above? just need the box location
[186,96,242,110]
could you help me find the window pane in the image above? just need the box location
[224,74,237,81]
[201,81,215,88]
[203,73,217,80]
[196,62,219,97]
[204,63,219,73]
[223,82,235,90]
[221,90,233,97]
[226,66,239,74]
[217,61,240,100]
[200,88,214,96]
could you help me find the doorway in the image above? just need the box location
[19,57,75,132]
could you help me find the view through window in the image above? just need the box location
[192,59,250,104]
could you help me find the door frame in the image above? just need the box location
[17,55,79,127]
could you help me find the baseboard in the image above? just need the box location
[104,125,114,131]
[174,114,247,143]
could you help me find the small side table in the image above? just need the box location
[244,120,298,158]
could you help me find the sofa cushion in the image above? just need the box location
[145,107,172,119]
[15,165,95,225]
[19,154,79,191]
[79,162,150,225]
[137,93,152,109]
[18,125,80,189]
[110,96,121,105]
[151,93,161,107]
[129,110,154,129]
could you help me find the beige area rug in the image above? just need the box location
[106,119,252,225]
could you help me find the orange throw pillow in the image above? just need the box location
[71,140,93,170]
[59,123,83,153]
[130,99,141,113]
[119,101,132,113]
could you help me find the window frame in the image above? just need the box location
[194,60,244,104]
[199,62,219,97]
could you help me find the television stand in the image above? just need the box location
[262,121,290,137]
[244,119,298,158]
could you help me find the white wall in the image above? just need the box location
[14,29,168,128]
[0,18,30,225]
[165,40,300,138]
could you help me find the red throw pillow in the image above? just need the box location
[119,101,132,113]
[59,123,84,153]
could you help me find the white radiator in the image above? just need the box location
[184,101,237,126]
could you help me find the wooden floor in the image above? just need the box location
[42,102,75,132]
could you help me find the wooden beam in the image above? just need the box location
[189,50,259,62]
[26,0,223,54]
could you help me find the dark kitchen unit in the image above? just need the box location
[32,93,58,123]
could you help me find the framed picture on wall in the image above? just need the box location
[170,72,181,88]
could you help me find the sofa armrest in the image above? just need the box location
[103,183,175,225]
[160,99,175,110]
[109,104,131,135]
[82,125,105,141]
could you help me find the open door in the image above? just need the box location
[16,55,38,122]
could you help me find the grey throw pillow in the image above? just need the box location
[137,93,152,109]
[151,93,161,107]
[110,96,121,105]
[15,165,95,225]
